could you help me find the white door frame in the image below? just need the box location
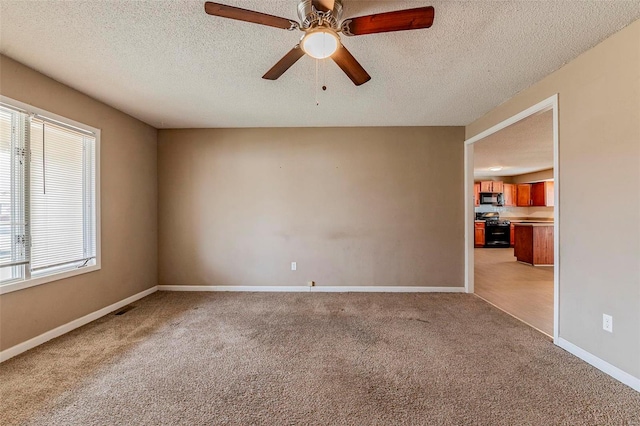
[464,94,559,343]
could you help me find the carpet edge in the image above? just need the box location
[0,286,158,363]
[157,285,467,293]
[557,337,640,393]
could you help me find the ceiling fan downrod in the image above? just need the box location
[297,0,343,30]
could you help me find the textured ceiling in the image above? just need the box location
[474,110,553,177]
[1,1,639,128]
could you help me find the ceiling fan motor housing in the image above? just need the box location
[297,0,343,29]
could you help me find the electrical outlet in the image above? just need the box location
[308,281,315,287]
[602,314,613,333]
[291,262,296,271]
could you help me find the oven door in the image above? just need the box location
[485,225,511,248]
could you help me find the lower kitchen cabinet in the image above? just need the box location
[514,223,554,265]
[510,224,515,247]
[474,222,485,247]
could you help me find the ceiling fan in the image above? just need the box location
[204,0,435,86]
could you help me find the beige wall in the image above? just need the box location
[474,176,515,184]
[0,55,158,351]
[512,169,553,184]
[467,20,640,378]
[158,127,465,289]
[475,170,553,184]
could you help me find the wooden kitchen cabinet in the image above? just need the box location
[474,222,485,247]
[514,224,554,265]
[480,181,503,193]
[531,181,554,207]
[510,224,515,247]
[474,183,480,207]
[516,184,532,206]
[503,183,516,207]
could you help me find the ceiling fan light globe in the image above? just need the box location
[301,29,340,59]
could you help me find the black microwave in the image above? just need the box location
[480,192,504,206]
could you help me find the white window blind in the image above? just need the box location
[0,106,28,281]
[29,118,96,273]
[0,98,98,291]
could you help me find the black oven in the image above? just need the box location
[485,223,511,248]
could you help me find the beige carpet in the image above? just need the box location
[1,292,639,425]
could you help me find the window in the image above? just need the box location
[0,97,100,294]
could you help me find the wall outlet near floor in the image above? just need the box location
[291,262,297,271]
[308,281,315,287]
[602,314,613,333]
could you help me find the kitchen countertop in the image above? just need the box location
[475,220,553,224]
[474,219,554,224]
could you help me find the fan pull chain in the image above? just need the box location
[314,59,329,106]
[315,59,319,106]
[322,57,327,91]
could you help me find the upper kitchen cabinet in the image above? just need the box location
[532,181,554,207]
[503,183,516,207]
[516,181,554,206]
[480,181,504,193]
[474,183,480,207]
[516,184,532,206]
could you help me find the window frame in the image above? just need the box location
[0,96,101,295]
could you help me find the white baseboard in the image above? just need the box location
[0,286,158,363]
[311,286,465,293]
[157,285,466,293]
[557,337,640,392]
[158,285,310,292]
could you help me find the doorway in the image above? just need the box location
[464,95,559,342]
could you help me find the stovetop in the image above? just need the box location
[476,212,511,226]
[486,219,511,226]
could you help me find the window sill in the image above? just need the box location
[0,263,101,295]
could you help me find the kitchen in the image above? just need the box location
[474,176,554,266]
[472,110,555,337]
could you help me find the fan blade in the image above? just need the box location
[263,45,306,80]
[312,0,335,12]
[331,44,371,86]
[342,6,434,36]
[204,2,296,30]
